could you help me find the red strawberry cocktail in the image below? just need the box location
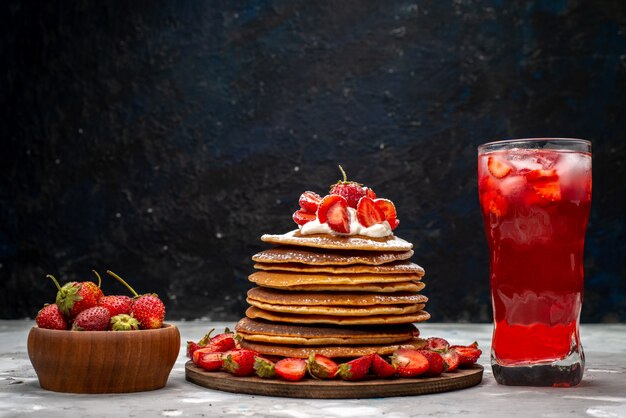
[478,138,591,387]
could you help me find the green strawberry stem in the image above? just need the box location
[338,165,347,182]
[91,270,102,288]
[106,270,139,297]
[46,274,62,291]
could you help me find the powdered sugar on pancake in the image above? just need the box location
[252,247,415,266]
[261,230,413,252]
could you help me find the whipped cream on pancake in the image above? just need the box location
[300,207,392,238]
[292,166,400,238]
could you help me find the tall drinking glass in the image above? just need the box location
[477,138,591,386]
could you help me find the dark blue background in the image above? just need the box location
[1,1,625,322]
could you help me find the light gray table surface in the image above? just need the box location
[1,320,624,418]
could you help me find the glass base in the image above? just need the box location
[491,349,585,387]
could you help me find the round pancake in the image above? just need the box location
[246,300,424,316]
[238,337,427,358]
[253,260,425,275]
[261,230,413,252]
[246,306,430,325]
[247,287,428,306]
[252,246,414,266]
[249,271,423,287]
[257,281,426,293]
[235,318,418,346]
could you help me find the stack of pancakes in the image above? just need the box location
[236,230,429,358]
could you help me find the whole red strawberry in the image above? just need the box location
[71,306,110,331]
[47,271,104,319]
[329,165,376,209]
[35,304,68,330]
[107,270,165,329]
[222,349,257,377]
[98,295,133,317]
[131,295,165,329]
[338,354,372,381]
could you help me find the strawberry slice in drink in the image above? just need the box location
[526,169,561,202]
[487,156,513,179]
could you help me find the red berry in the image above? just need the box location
[356,196,386,227]
[48,274,103,319]
[254,356,276,378]
[98,295,132,317]
[425,337,450,352]
[222,349,258,376]
[307,354,338,379]
[451,342,482,367]
[187,330,215,358]
[328,165,374,208]
[418,350,445,377]
[193,349,223,372]
[374,198,399,230]
[71,306,110,331]
[487,156,512,178]
[317,195,350,233]
[441,349,461,372]
[293,210,316,226]
[338,355,372,381]
[106,270,165,329]
[371,354,396,378]
[299,191,322,213]
[206,331,237,352]
[131,295,165,329]
[391,348,429,377]
[35,304,67,330]
[275,357,307,381]
[330,183,367,209]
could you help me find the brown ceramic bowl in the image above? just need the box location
[27,323,180,393]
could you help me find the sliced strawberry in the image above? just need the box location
[425,337,450,351]
[356,196,386,227]
[307,354,338,379]
[451,342,482,367]
[299,191,322,213]
[441,349,461,372]
[193,347,214,365]
[374,198,399,230]
[371,354,396,378]
[482,190,508,217]
[293,210,316,226]
[533,182,561,201]
[187,329,215,358]
[207,331,237,352]
[195,351,223,372]
[275,357,307,381]
[526,169,558,182]
[365,187,377,199]
[391,348,429,377]
[338,355,372,381]
[487,156,513,178]
[254,356,276,378]
[222,349,257,376]
[418,350,444,377]
[317,195,350,233]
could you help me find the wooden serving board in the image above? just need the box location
[185,361,483,399]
